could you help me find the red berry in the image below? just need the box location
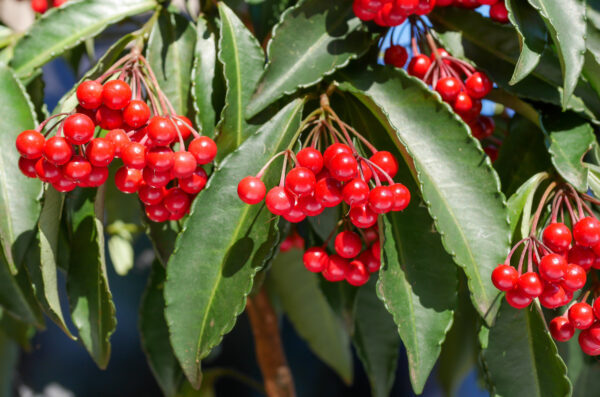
[363,227,379,244]
[390,183,410,211]
[102,80,131,110]
[543,222,572,252]
[453,91,473,114]
[84,166,109,187]
[323,144,352,169]
[86,138,115,167]
[265,187,294,215]
[18,157,38,178]
[323,255,349,282]
[296,147,324,174]
[465,72,492,99]
[43,136,73,165]
[146,204,170,223]
[115,167,142,193]
[562,264,586,291]
[147,117,176,146]
[371,240,381,261]
[77,81,103,110]
[368,186,394,214]
[491,264,518,291]
[579,329,600,355]
[179,167,208,195]
[303,247,329,273]
[346,260,370,286]
[370,151,398,179]
[567,244,595,271]
[283,203,306,223]
[96,106,123,130]
[516,272,543,298]
[343,178,370,206]
[138,184,166,206]
[593,297,600,319]
[298,194,324,216]
[35,158,61,183]
[569,302,594,329]
[358,159,373,182]
[505,287,532,309]
[285,167,316,197]
[329,153,358,182]
[349,204,378,229]
[16,130,45,159]
[415,0,435,15]
[430,48,451,64]
[238,176,266,205]
[52,175,77,193]
[171,151,197,179]
[334,231,362,259]
[189,136,217,165]
[123,100,151,129]
[104,129,129,157]
[164,188,191,214]
[358,250,380,273]
[143,167,171,188]
[549,316,575,342]
[384,45,408,68]
[146,147,174,172]
[489,2,509,23]
[121,142,147,169]
[314,178,343,207]
[380,3,406,26]
[31,0,48,13]
[538,254,566,282]
[353,0,377,20]
[63,155,92,182]
[574,217,600,247]
[539,283,567,309]
[408,54,431,79]
[435,77,462,102]
[588,323,600,345]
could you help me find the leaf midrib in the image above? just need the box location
[221,10,244,147]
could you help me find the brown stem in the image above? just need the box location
[246,289,296,397]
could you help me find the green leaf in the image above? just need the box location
[544,112,595,192]
[246,0,372,118]
[165,98,304,388]
[140,261,183,397]
[340,66,510,324]
[380,209,457,394]
[27,187,75,338]
[215,2,265,159]
[0,310,34,351]
[11,0,158,79]
[526,0,587,105]
[107,233,134,276]
[505,0,547,84]
[147,10,196,116]
[191,16,218,136]
[66,186,117,369]
[0,65,42,274]
[506,172,548,239]
[146,220,178,266]
[572,360,600,397]
[0,322,19,396]
[583,19,600,99]
[352,277,399,397]
[482,301,571,397]
[267,249,353,384]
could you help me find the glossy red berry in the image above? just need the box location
[303,247,329,273]
[435,77,462,102]
[349,204,378,229]
[146,147,174,172]
[415,0,435,15]
[517,272,543,298]
[102,80,131,110]
[147,117,176,146]
[172,151,197,179]
[296,147,323,174]
[430,48,451,64]
[105,129,129,157]
[380,3,406,26]
[358,250,380,273]
[363,227,379,244]
[334,231,362,259]
[323,144,352,169]
[353,1,377,21]
[371,240,380,261]
[115,167,142,193]
[85,166,109,187]
[52,175,77,193]
[593,297,600,319]
[543,222,572,252]
[76,80,103,109]
[16,130,45,159]
[562,264,586,291]
[145,204,170,223]
[35,159,61,183]
[579,329,600,355]
[343,178,370,206]
[18,157,38,178]
[346,260,370,286]
[143,167,171,188]
[407,54,432,79]
[370,151,398,179]
[163,188,191,214]
[453,91,473,114]
[539,283,568,309]
[569,302,594,329]
[465,72,492,99]
[491,264,518,291]
[489,1,509,23]
[298,194,324,217]
[368,186,394,214]
[314,178,343,208]
[63,155,92,182]
[574,217,600,247]
[265,187,294,215]
[384,45,408,68]
[549,317,575,342]
[329,153,358,182]
[31,0,48,14]
[123,100,151,129]
[566,245,595,271]
[505,287,532,309]
[390,183,410,211]
[172,116,193,141]
[189,136,217,165]
[86,138,115,167]
[179,168,208,195]
[283,203,306,223]
[43,136,73,165]
[238,176,266,205]
[323,255,349,282]
[121,142,147,169]
[96,106,123,130]
[538,254,567,282]
[285,167,316,197]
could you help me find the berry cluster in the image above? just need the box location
[303,227,381,287]
[491,183,600,355]
[31,0,67,14]
[436,0,509,24]
[16,50,217,223]
[353,0,436,26]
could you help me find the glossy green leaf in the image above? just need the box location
[583,19,600,99]
[191,16,218,136]
[246,0,372,118]
[215,2,265,159]
[544,112,595,192]
[0,65,42,274]
[527,0,587,105]
[352,277,399,397]
[482,301,571,397]
[147,10,196,116]
[165,98,304,388]
[66,187,117,369]
[268,249,353,384]
[141,261,183,397]
[506,172,548,239]
[505,0,547,84]
[380,209,457,393]
[11,0,158,78]
[340,66,509,324]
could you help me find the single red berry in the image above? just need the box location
[105,129,130,157]
[465,72,492,99]
[358,250,380,273]
[415,0,435,15]
[380,2,406,26]
[549,316,575,342]
[574,217,600,247]
[43,136,73,165]
[562,264,586,291]
[115,167,143,193]
[517,272,543,298]
[505,287,532,309]
[543,222,572,252]
[102,80,131,110]
[35,158,61,183]
[16,130,45,159]
[491,264,518,291]
[314,178,343,207]
[123,100,151,129]
[179,167,208,195]
[430,48,451,64]
[370,151,398,179]
[368,186,394,214]
[349,204,378,229]
[147,117,176,146]
[286,167,316,197]
[390,183,410,211]
[18,157,38,178]
[334,231,362,259]
[343,178,370,206]
[283,203,306,223]
[52,175,77,193]
[538,254,567,282]
[95,106,123,130]
[489,1,509,23]
[346,260,370,286]
[189,136,217,165]
[171,151,197,179]
[435,77,462,102]
[569,302,594,329]
[579,329,600,356]
[323,255,349,282]
[164,188,191,214]
[353,1,377,21]
[143,167,171,188]
[146,204,170,223]
[265,187,294,216]
[121,142,147,169]
[298,194,324,217]
[76,81,103,109]
[453,91,473,114]
[84,166,109,187]
[296,147,323,174]
[323,144,352,169]
[303,247,329,273]
[138,184,166,206]
[31,0,48,13]
[329,153,358,182]
[63,155,92,182]
[539,283,567,309]
[146,147,174,172]
[238,176,266,205]
[408,54,432,79]
[384,45,408,68]
[567,245,595,271]
[86,138,115,167]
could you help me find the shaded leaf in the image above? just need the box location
[0,310,34,351]
[0,323,19,396]
[107,234,134,276]
[506,172,548,238]
[146,220,179,266]
[191,16,218,136]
